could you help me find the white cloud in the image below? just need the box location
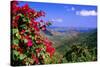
[71,7,75,11]
[76,10,97,16]
[51,18,63,23]
[66,7,75,11]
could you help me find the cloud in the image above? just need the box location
[51,18,63,23]
[76,10,97,16]
[71,7,75,11]
[64,6,75,11]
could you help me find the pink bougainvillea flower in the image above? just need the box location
[25,35,30,39]
[42,37,55,57]
[40,11,45,17]
[32,54,39,64]
[43,37,52,46]
[12,6,20,15]
[36,40,43,44]
[27,9,36,18]
[30,19,40,32]
[34,26,39,32]
[37,11,45,17]
[20,29,25,34]
[15,15,20,21]
[35,57,39,64]
[35,48,42,54]
[11,1,20,15]
[12,21,18,28]
[46,46,55,57]
[22,4,29,11]
[17,48,23,54]
[27,39,33,47]
[11,1,18,9]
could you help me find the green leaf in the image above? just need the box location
[23,17,29,22]
[20,14,29,23]
[16,33,20,39]
[13,39,19,44]
[25,29,29,32]
[19,24,26,29]
[19,13,24,18]
[13,50,19,56]
[24,39,28,43]
[32,36,34,40]
[19,54,26,60]
[12,29,18,34]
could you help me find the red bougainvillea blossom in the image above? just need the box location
[32,54,39,64]
[11,1,56,65]
[27,39,33,47]
[46,46,55,57]
[43,38,55,57]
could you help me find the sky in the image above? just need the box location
[18,1,97,28]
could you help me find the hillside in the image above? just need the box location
[44,27,97,62]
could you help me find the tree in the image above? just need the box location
[11,1,57,66]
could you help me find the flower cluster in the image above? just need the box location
[11,1,55,65]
